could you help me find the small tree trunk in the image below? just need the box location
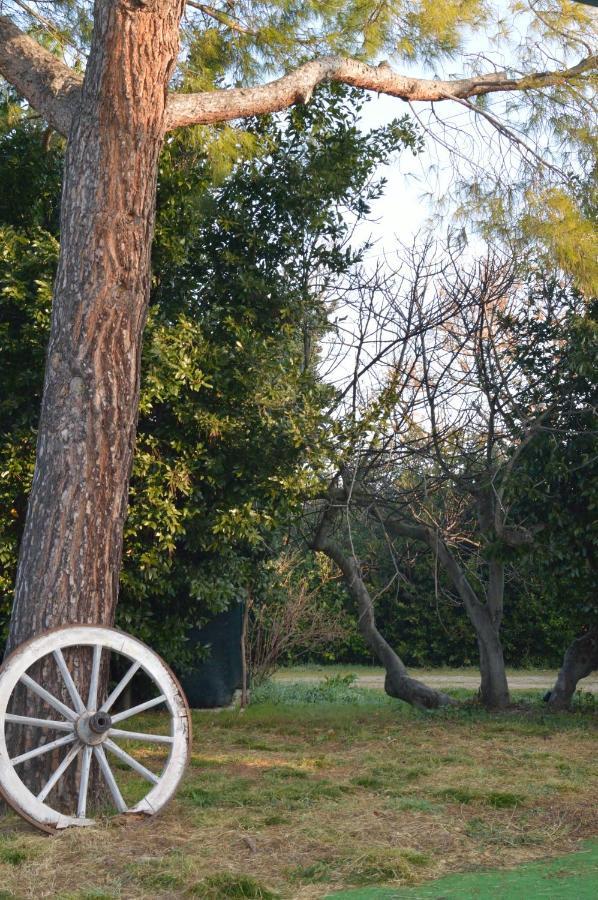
[474,559,509,709]
[240,592,251,709]
[5,0,185,808]
[547,628,598,711]
[379,510,511,710]
[310,520,455,710]
[429,537,510,708]
[475,614,510,709]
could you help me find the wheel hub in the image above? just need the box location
[89,711,112,734]
[76,710,112,745]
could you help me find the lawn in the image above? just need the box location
[0,679,596,899]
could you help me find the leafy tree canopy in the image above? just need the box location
[0,85,417,663]
[505,274,597,633]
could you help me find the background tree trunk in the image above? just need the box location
[474,559,510,709]
[475,615,510,709]
[547,628,598,710]
[380,510,511,709]
[310,511,455,710]
[5,0,185,809]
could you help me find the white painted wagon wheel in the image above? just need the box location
[0,625,191,833]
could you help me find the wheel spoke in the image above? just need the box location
[11,733,76,766]
[53,649,86,714]
[94,745,127,813]
[20,673,77,721]
[109,727,173,745]
[5,713,73,732]
[77,745,93,818]
[37,741,81,802]
[104,738,159,784]
[87,644,102,710]
[100,661,141,714]
[110,694,167,724]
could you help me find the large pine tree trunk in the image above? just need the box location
[5,0,185,807]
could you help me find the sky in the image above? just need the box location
[346,0,572,258]
[348,89,498,271]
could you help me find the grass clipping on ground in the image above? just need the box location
[0,680,597,899]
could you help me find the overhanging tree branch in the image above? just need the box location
[1,13,594,135]
[164,53,597,130]
[0,15,82,135]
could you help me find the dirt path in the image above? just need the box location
[358,673,598,692]
[278,671,598,693]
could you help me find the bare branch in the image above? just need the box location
[185,1,256,36]
[165,53,597,131]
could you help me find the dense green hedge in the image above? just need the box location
[275,544,574,670]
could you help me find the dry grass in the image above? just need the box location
[0,691,597,899]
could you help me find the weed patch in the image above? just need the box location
[290,859,336,884]
[393,797,442,813]
[251,677,394,708]
[0,845,28,865]
[465,817,545,847]
[190,873,279,898]
[126,850,188,891]
[345,849,430,885]
[61,890,121,900]
[485,790,525,808]
[436,786,478,804]
[263,766,309,780]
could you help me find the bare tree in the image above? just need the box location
[308,244,461,708]
[312,245,555,709]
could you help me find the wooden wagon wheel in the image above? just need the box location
[0,625,191,832]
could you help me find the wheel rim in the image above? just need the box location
[0,626,191,832]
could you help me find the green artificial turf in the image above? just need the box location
[327,839,598,899]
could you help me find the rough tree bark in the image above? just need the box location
[310,505,455,710]
[547,627,598,710]
[7,0,185,649]
[3,0,186,805]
